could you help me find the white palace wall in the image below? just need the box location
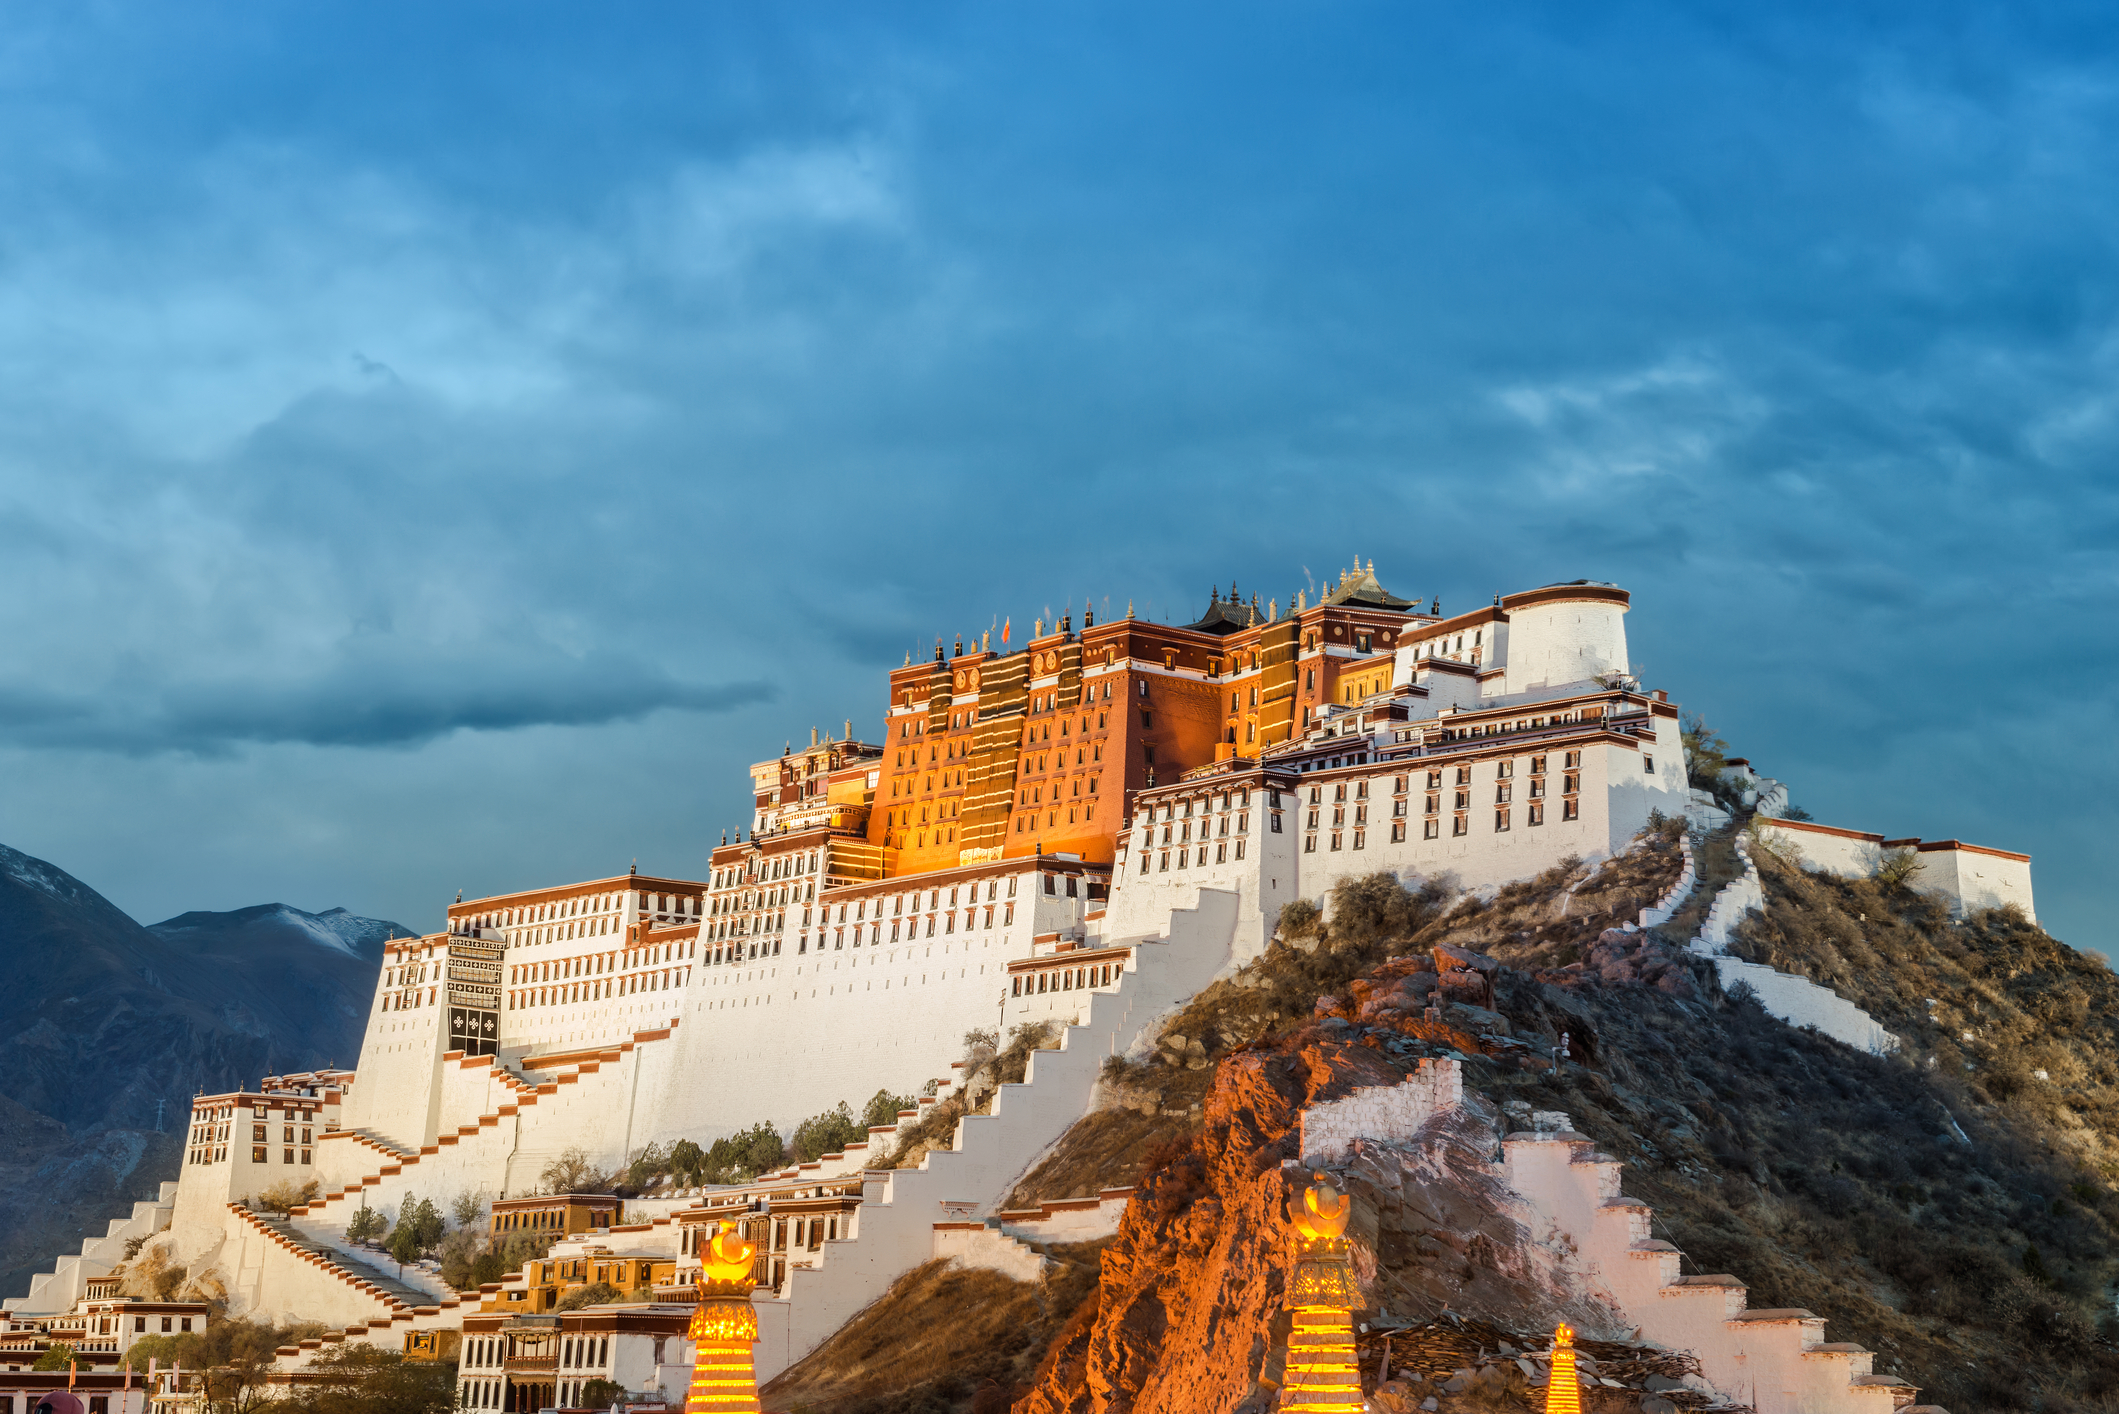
[331,863,1101,1201]
[1102,793,1300,960]
[1297,724,1687,909]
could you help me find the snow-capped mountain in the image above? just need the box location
[149,901,408,962]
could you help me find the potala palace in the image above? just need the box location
[2,570,2032,1414]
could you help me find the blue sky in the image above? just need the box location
[0,2,2113,952]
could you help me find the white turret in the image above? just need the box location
[1499,582,1630,696]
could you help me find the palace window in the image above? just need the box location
[1495,783,1511,804]
[1452,814,1468,837]
[1563,798,1580,821]
[1391,821,1406,842]
[1565,751,1581,769]
[1529,802,1544,826]
[1530,755,1547,775]
[1329,832,1342,851]
[1455,765,1471,786]
[1304,834,1316,853]
[1495,808,1510,831]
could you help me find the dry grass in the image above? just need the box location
[1004,1063,1217,1209]
[763,1245,1108,1414]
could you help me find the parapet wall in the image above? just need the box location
[1298,1059,1463,1165]
[1755,817,2035,922]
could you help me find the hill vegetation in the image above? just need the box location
[789,825,2119,1414]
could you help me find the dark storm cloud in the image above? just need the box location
[0,661,773,753]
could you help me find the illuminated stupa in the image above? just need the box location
[684,1230,763,1414]
[1542,1323,1582,1414]
[1279,1177,1362,1414]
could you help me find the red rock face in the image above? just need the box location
[1020,1037,1619,1414]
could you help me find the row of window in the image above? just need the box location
[1140,837,1257,874]
[511,966,685,1009]
[189,1143,315,1166]
[712,854,819,890]
[1304,796,1583,851]
[512,939,693,984]
[1011,962,1117,995]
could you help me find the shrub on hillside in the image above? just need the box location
[1278,898,1323,942]
[863,1088,918,1131]
[791,1102,863,1161]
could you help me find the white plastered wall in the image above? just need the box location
[1753,820,1885,879]
[1296,734,1682,907]
[1914,844,2036,922]
[1500,598,1629,696]
[1103,794,1299,961]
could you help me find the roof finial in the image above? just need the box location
[630,859,637,874]
[1125,600,1135,619]
[454,888,462,903]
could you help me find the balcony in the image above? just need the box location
[503,1354,557,1373]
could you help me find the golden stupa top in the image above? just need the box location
[1293,1181,1350,1242]
[702,1230,757,1284]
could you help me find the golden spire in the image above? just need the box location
[685,1230,762,1414]
[1542,1324,1581,1414]
[1279,1179,1360,1414]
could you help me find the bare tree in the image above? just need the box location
[539,1146,612,1194]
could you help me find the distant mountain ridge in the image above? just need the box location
[151,901,405,963]
[0,842,403,1300]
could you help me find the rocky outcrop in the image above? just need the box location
[1018,1040,1621,1414]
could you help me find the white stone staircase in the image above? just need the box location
[1638,832,1697,929]
[752,887,1244,1385]
[4,1181,180,1317]
[1504,1121,1916,1413]
[1682,832,1897,1056]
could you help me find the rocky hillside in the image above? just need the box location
[779,828,2119,1414]
[0,843,402,1300]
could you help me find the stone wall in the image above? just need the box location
[930,1224,1049,1283]
[1298,1058,1464,1165]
